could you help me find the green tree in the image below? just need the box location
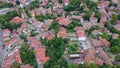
[110,46,120,54]
[101,64,111,68]
[30,30,39,37]
[112,64,120,68]
[89,63,98,68]
[20,45,38,68]
[68,63,78,68]
[59,0,63,4]
[19,33,27,42]
[64,0,82,11]
[68,44,78,54]
[111,14,118,24]
[78,63,87,68]
[115,55,120,61]
[83,10,92,20]
[11,61,20,68]
[95,11,101,22]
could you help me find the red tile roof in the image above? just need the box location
[71,15,82,20]
[57,18,72,26]
[57,28,67,38]
[35,8,41,15]
[36,48,49,64]
[2,48,22,68]
[98,37,110,48]
[11,16,24,24]
[4,37,18,47]
[75,27,86,38]
[97,47,111,62]
[114,24,120,31]
[3,29,11,37]
[84,48,95,65]
[41,30,55,40]
[95,58,104,66]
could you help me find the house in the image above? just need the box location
[4,37,18,49]
[71,15,83,23]
[3,29,11,37]
[95,58,104,66]
[90,16,98,23]
[114,24,120,31]
[44,19,53,26]
[99,7,107,17]
[90,38,102,48]
[57,17,72,26]
[17,22,27,34]
[84,48,95,65]
[112,34,119,39]
[11,16,24,24]
[92,30,102,36]
[35,8,41,15]
[96,47,112,66]
[98,37,110,49]
[57,27,67,38]
[83,22,93,30]
[39,7,47,15]
[41,24,49,30]
[35,48,49,64]
[29,10,35,17]
[41,30,55,40]
[2,48,22,68]
[75,27,86,41]
[4,36,10,42]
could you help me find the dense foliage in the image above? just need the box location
[41,37,69,68]
[68,44,78,54]
[110,38,120,54]
[0,2,13,9]
[20,45,38,68]
[83,10,92,20]
[19,33,27,42]
[30,30,39,37]
[35,14,55,22]
[67,20,82,32]
[0,11,21,31]
[28,0,39,10]
[49,21,59,33]
[64,0,82,12]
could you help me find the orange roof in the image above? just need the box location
[4,37,18,47]
[2,48,22,68]
[71,15,82,20]
[57,18,72,26]
[55,17,64,21]
[114,25,120,31]
[97,47,110,61]
[35,8,41,15]
[11,16,24,24]
[98,37,110,48]
[84,48,95,64]
[95,58,104,65]
[75,27,86,38]
[36,48,49,63]
[3,29,11,34]
[57,31,67,38]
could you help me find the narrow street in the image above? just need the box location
[0,29,4,67]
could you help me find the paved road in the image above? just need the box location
[0,29,4,68]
